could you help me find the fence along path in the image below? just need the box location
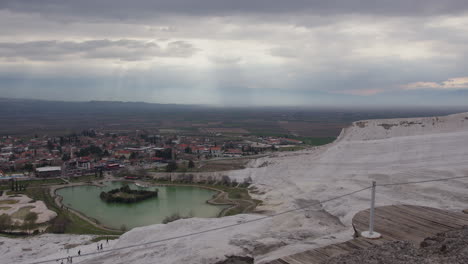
[267,175,468,264]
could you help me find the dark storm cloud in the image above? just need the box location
[0,40,198,61]
[1,0,468,20]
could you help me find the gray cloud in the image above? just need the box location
[269,48,298,58]
[0,2,468,107]
[1,0,468,20]
[209,56,242,64]
[0,39,198,61]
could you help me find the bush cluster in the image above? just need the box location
[100,185,158,203]
[162,211,193,224]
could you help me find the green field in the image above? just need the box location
[295,137,336,146]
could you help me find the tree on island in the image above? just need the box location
[100,185,158,203]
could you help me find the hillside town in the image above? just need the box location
[0,129,304,179]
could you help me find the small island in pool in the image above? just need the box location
[100,184,158,203]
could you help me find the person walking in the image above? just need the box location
[100,243,103,250]
[78,250,80,256]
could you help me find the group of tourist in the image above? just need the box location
[59,255,73,264]
[57,238,110,263]
[57,249,80,264]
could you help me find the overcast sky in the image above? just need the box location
[1,1,468,107]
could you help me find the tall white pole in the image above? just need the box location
[369,181,376,235]
[361,181,381,239]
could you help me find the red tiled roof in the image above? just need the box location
[177,144,189,149]
[225,149,242,154]
[280,138,303,143]
[116,150,131,154]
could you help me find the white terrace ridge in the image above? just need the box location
[2,112,468,264]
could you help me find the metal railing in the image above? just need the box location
[26,175,468,264]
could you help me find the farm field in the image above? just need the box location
[2,98,465,138]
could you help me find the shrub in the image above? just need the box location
[221,175,231,186]
[162,213,182,224]
[162,212,193,224]
[49,215,70,233]
[24,212,38,233]
[0,213,12,232]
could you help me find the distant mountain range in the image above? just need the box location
[0,97,467,137]
[0,97,205,115]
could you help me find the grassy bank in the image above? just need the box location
[4,174,260,237]
[21,187,121,236]
[296,136,336,146]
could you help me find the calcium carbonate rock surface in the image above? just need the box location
[2,112,468,264]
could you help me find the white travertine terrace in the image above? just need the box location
[2,112,468,264]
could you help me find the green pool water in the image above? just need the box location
[56,181,227,229]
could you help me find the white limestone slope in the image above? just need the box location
[0,193,57,224]
[3,112,468,264]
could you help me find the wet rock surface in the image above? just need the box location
[325,226,468,264]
